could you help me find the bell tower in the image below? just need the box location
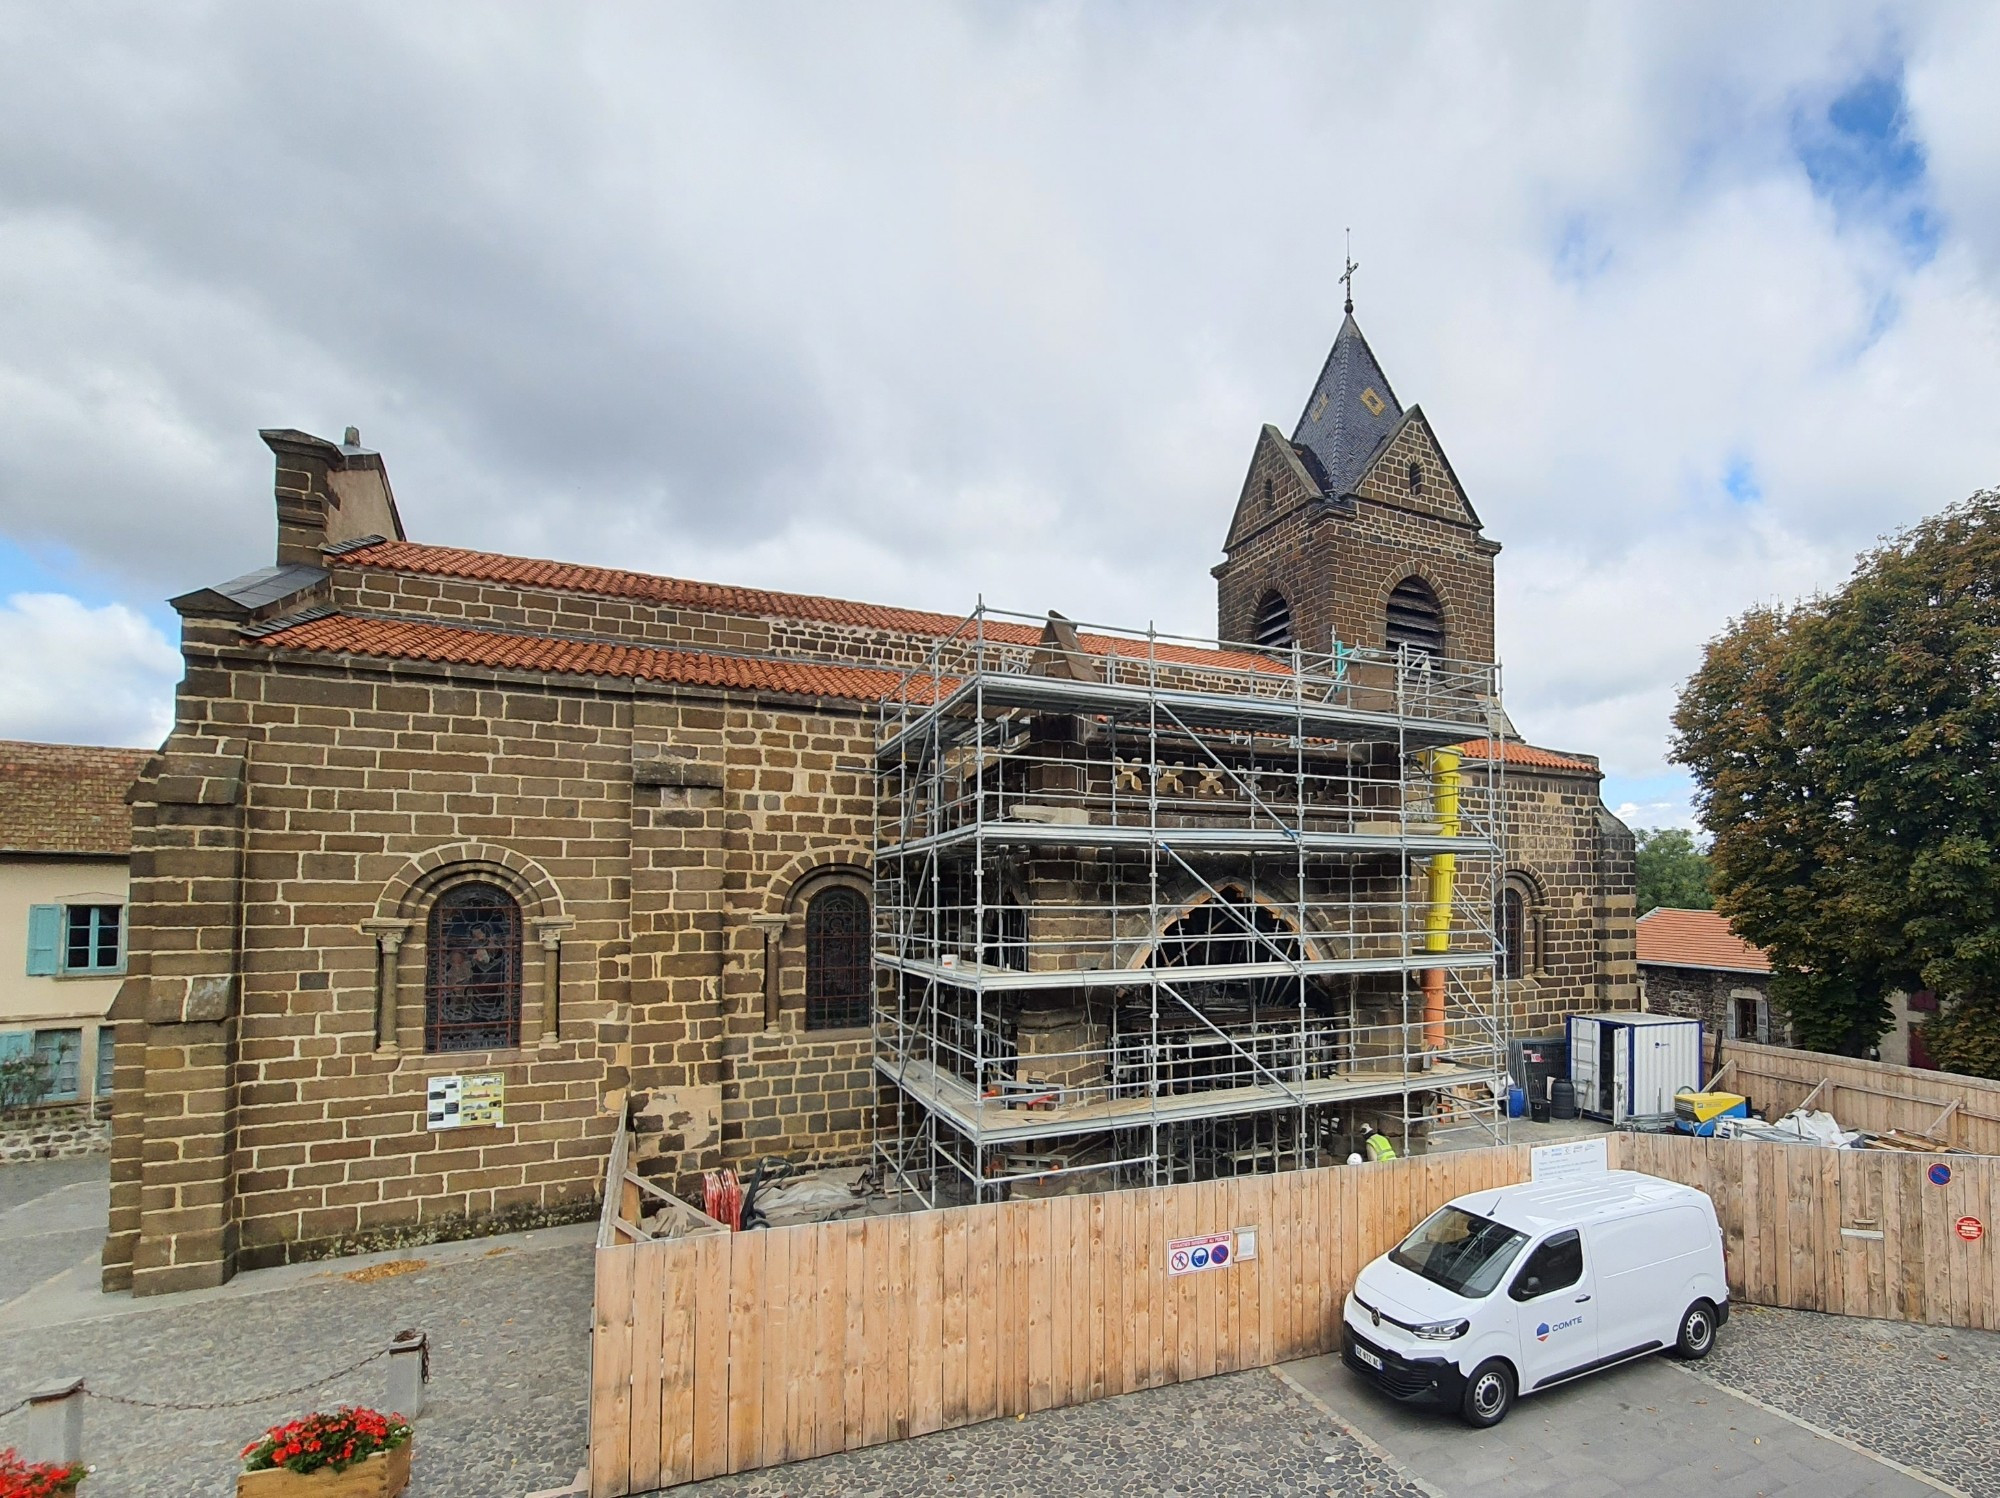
[1213,313,1500,665]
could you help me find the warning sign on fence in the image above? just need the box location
[1167,1232,1233,1276]
[1956,1216,1984,1243]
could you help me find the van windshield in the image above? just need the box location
[1388,1206,1528,1299]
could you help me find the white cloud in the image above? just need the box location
[0,593,179,748]
[0,4,1997,796]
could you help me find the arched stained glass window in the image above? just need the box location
[425,882,523,1052]
[1499,886,1527,981]
[806,887,872,1031]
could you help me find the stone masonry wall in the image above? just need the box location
[111,603,898,1290]
[1215,426,1497,663]
[1483,767,1639,1034]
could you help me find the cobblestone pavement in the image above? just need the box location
[1703,1302,2000,1496]
[0,1162,592,1498]
[681,1369,1427,1498]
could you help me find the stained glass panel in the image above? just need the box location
[425,882,523,1052]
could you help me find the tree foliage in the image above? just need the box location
[1672,490,2000,1067]
[1634,828,1712,915]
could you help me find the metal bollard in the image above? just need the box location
[385,1329,428,1418]
[24,1377,84,1466]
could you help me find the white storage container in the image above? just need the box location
[1565,1012,1702,1124]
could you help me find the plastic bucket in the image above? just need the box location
[1506,1085,1527,1118]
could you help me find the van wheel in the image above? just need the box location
[1460,1359,1515,1427]
[1673,1299,1718,1360]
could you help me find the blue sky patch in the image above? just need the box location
[1792,66,1941,262]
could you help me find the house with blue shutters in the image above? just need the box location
[0,740,152,1112]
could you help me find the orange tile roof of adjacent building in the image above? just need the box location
[1637,907,1772,974]
[334,539,1285,675]
[0,740,153,857]
[1451,739,1599,774]
[253,612,925,704]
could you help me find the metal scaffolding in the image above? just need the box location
[872,605,1509,1206]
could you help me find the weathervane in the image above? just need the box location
[1341,229,1358,316]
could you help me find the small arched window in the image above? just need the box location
[1254,590,1295,650]
[1261,477,1275,509]
[1407,460,1425,495]
[806,886,872,1030]
[425,881,523,1052]
[1498,887,1526,981]
[1386,576,1444,657]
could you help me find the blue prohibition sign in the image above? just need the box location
[1930,1163,1953,1187]
[1211,1243,1229,1265]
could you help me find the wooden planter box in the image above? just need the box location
[236,1443,411,1498]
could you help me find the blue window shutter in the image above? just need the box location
[25,905,59,976]
[0,1031,31,1063]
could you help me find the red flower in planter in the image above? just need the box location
[239,1408,412,1475]
[0,1447,90,1498]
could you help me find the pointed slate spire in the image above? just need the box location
[1288,315,1404,498]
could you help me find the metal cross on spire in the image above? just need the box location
[1341,229,1359,316]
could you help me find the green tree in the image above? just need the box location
[1634,828,1712,915]
[1671,490,2000,1068]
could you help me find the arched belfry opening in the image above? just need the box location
[1253,589,1295,650]
[1386,575,1445,657]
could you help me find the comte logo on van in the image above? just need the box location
[1535,1315,1583,1341]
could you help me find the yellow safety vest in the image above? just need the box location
[1365,1132,1397,1163]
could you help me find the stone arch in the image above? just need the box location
[1123,882,1328,969]
[1378,565,1452,658]
[1498,865,1548,980]
[1252,588,1295,651]
[749,847,873,1034]
[374,842,564,923]
[364,843,570,1055]
[758,845,872,918]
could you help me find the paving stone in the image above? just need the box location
[0,1238,591,1498]
[681,1370,1428,1498]
[1701,1302,2000,1497]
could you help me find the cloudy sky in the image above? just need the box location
[2,3,1997,828]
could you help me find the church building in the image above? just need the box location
[104,313,1635,1294]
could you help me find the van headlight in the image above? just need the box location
[1412,1319,1470,1341]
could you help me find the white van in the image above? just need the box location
[1341,1170,1727,1426]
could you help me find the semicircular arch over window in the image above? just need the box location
[425,881,524,1052]
[1253,589,1295,650]
[1385,576,1445,657]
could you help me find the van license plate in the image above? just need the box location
[1355,1345,1383,1370]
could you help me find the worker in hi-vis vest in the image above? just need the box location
[1362,1125,1398,1163]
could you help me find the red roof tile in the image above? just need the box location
[336,540,1283,675]
[1637,907,1771,973]
[0,740,153,856]
[253,613,924,704]
[1451,739,1599,774]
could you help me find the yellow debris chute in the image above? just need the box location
[1421,747,1460,1058]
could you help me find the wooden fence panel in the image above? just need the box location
[580,1139,2000,1494]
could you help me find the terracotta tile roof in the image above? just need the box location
[0,740,152,857]
[252,612,926,704]
[1451,739,1599,774]
[1637,907,1772,974]
[334,540,1283,675]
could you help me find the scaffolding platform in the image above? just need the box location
[871,604,1512,1204]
